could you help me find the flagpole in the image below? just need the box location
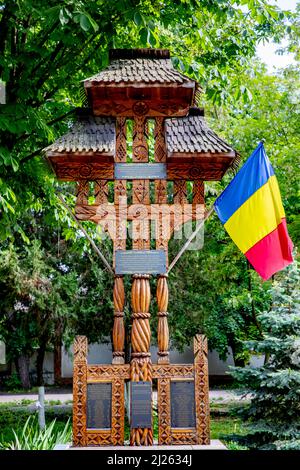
[167,206,215,274]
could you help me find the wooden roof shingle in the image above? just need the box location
[84,49,193,87]
[165,114,235,155]
[44,113,115,155]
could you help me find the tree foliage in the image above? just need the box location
[167,60,299,362]
[229,260,300,450]
[0,1,298,383]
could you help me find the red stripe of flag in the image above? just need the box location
[245,218,294,280]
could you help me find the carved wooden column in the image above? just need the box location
[132,116,150,250]
[76,180,89,205]
[112,275,125,364]
[114,117,127,253]
[194,334,210,444]
[130,274,153,446]
[73,335,88,446]
[156,274,169,364]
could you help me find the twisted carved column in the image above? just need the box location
[112,275,125,364]
[130,274,153,446]
[156,274,169,364]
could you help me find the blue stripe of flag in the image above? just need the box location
[214,142,274,225]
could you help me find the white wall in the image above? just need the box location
[0,341,5,365]
[1,340,263,382]
[61,341,236,378]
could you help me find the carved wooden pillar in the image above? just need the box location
[76,180,89,205]
[114,117,127,253]
[130,274,153,446]
[132,116,150,250]
[112,275,125,364]
[73,335,88,446]
[156,274,169,364]
[194,334,210,444]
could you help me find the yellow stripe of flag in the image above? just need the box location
[224,175,285,254]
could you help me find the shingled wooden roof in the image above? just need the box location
[165,114,235,155]
[84,49,193,87]
[45,113,115,155]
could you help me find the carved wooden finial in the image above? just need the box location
[73,335,88,363]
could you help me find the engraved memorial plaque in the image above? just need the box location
[171,380,196,428]
[115,250,167,275]
[130,381,152,429]
[87,382,112,429]
[115,163,166,180]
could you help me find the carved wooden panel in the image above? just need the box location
[87,365,130,380]
[94,180,109,205]
[89,87,193,117]
[192,180,204,205]
[86,430,112,445]
[154,118,168,254]
[51,154,114,181]
[111,378,125,445]
[156,336,210,446]
[74,203,205,225]
[73,337,127,447]
[173,180,187,204]
[171,429,198,445]
[73,336,88,446]
[194,334,210,444]
[132,117,150,250]
[115,118,127,163]
[153,364,194,379]
[76,180,89,206]
[167,160,233,181]
[157,377,171,445]
[114,118,127,253]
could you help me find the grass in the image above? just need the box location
[0,403,247,450]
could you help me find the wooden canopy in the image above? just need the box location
[44,49,238,182]
[165,107,238,180]
[83,49,196,117]
[44,110,115,181]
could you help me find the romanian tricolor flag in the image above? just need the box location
[214,142,293,280]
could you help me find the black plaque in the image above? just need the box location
[130,381,152,429]
[87,382,112,429]
[171,380,196,428]
[115,250,167,275]
[115,163,167,179]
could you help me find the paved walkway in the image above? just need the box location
[0,389,248,404]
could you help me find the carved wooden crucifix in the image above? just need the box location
[45,48,237,447]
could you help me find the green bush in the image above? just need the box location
[3,372,22,391]
[0,405,72,444]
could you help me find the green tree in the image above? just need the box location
[229,260,300,450]
[165,58,299,363]
[0,0,289,241]
[0,240,116,388]
[0,1,296,384]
